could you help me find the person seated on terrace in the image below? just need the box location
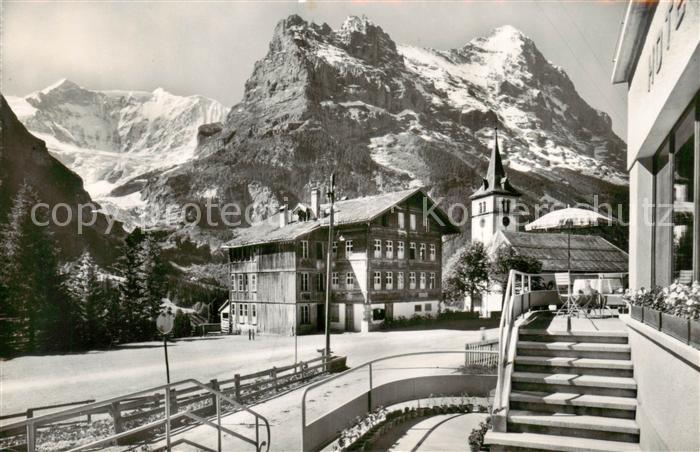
[578,280,600,314]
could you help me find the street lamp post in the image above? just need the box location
[324,174,335,358]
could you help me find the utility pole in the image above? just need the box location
[324,173,336,357]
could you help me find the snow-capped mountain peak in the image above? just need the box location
[6,81,228,221]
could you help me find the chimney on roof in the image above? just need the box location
[310,186,321,219]
[279,205,288,228]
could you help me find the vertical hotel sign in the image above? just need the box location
[648,0,687,92]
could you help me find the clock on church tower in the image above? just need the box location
[470,127,521,245]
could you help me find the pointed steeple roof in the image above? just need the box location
[470,126,521,200]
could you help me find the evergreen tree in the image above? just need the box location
[171,309,192,338]
[117,228,147,342]
[64,251,107,348]
[140,233,168,325]
[0,183,70,352]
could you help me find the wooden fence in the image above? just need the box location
[0,354,345,448]
[464,339,499,368]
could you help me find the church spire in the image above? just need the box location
[470,125,521,200]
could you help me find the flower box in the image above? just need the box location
[690,319,700,350]
[643,307,662,330]
[630,305,644,322]
[661,312,689,343]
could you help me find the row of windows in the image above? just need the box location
[414,303,433,313]
[230,247,257,263]
[299,273,326,292]
[373,240,436,261]
[301,239,437,261]
[231,274,257,292]
[222,303,257,324]
[371,271,436,290]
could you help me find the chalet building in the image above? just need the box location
[219,188,459,335]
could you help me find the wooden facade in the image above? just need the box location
[221,190,457,334]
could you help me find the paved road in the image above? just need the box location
[1,328,496,419]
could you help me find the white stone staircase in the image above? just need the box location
[485,328,642,451]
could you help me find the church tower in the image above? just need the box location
[470,127,521,245]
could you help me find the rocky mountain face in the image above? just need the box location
[6,80,227,227]
[132,15,627,237]
[0,95,124,264]
[5,15,628,249]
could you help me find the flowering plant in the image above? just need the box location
[624,281,700,320]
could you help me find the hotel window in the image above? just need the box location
[345,240,354,256]
[374,239,382,258]
[373,271,382,290]
[330,304,340,322]
[430,244,436,261]
[429,272,436,289]
[300,273,309,292]
[300,305,310,324]
[244,274,249,292]
[414,304,422,312]
[386,240,393,258]
[316,273,325,292]
[409,213,417,230]
[419,243,426,260]
[332,241,338,256]
[300,241,309,259]
[397,241,405,259]
[397,272,404,289]
[243,303,249,319]
[239,303,244,320]
[238,274,244,292]
[398,212,405,229]
[409,272,416,289]
[385,272,393,290]
[316,242,324,260]
[409,242,417,260]
[346,272,355,289]
[653,101,698,285]
[420,272,426,289]
[251,274,257,292]
[331,272,339,289]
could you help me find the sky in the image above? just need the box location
[2,1,629,138]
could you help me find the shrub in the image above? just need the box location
[171,309,193,338]
[624,281,699,320]
[468,416,492,451]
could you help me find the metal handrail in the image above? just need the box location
[491,270,629,423]
[300,349,498,449]
[11,378,270,452]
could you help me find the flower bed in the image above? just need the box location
[624,281,700,349]
[333,397,490,451]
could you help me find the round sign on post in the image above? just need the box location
[157,310,175,335]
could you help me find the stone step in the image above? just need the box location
[484,431,642,452]
[509,390,637,419]
[512,372,637,397]
[519,329,628,344]
[508,410,639,434]
[517,341,631,359]
[515,356,634,377]
[507,410,640,443]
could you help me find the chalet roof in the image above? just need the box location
[495,230,628,273]
[222,188,459,249]
[471,128,521,200]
